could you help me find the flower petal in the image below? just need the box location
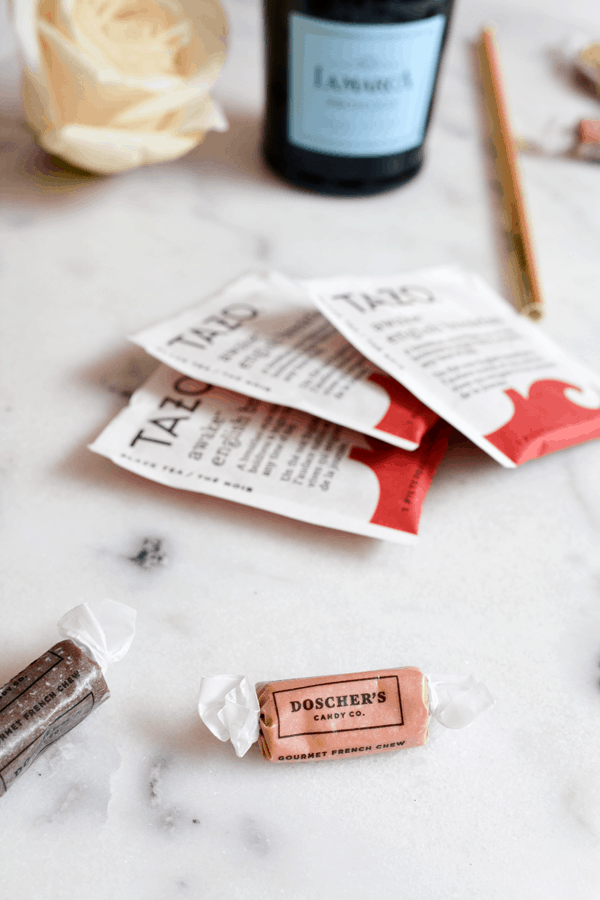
[36,20,163,130]
[22,60,62,136]
[110,76,215,126]
[177,0,227,80]
[13,0,43,71]
[39,122,202,172]
[170,94,227,135]
[37,18,182,89]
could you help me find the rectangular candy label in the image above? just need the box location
[273,674,403,738]
[131,271,438,451]
[304,266,600,466]
[258,667,429,762]
[0,650,63,715]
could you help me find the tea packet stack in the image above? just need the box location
[90,265,600,541]
[130,270,440,451]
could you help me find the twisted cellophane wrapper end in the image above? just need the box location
[13,0,228,173]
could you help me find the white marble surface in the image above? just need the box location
[1,0,600,897]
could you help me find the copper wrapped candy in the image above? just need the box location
[198,667,494,763]
[0,600,136,796]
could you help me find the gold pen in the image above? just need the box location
[477,26,544,322]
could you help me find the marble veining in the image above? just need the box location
[2,0,600,897]
[129,538,169,570]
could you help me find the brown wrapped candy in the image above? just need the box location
[0,600,136,796]
[0,640,109,796]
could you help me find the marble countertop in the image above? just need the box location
[2,0,600,897]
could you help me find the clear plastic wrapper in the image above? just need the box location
[131,270,439,450]
[198,668,494,762]
[0,600,136,795]
[90,364,449,543]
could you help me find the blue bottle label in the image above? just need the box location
[288,13,446,158]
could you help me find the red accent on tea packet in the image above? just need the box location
[369,372,439,446]
[485,379,600,464]
[350,421,449,533]
[303,267,600,467]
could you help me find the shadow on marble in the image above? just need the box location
[44,339,385,560]
[0,108,276,213]
[56,421,379,562]
[131,718,272,839]
[0,114,108,208]
[79,343,159,401]
[0,720,120,832]
[174,108,279,189]
[545,43,600,99]
[135,711,263,768]
[432,429,497,486]
[174,107,345,199]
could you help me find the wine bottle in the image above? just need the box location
[263,0,455,196]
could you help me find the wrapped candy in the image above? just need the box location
[0,599,136,795]
[198,667,494,762]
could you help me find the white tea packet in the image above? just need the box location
[131,270,438,451]
[89,365,449,542]
[303,266,600,467]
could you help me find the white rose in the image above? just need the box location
[12,0,228,174]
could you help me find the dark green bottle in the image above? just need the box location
[263,0,455,195]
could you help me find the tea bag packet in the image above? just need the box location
[0,600,136,796]
[90,364,449,543]
[302,266,600,466]
[131,270,439,451]
[198,668,494,762]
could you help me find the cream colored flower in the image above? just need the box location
[576,43,600,92]
[13,0,228,173]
